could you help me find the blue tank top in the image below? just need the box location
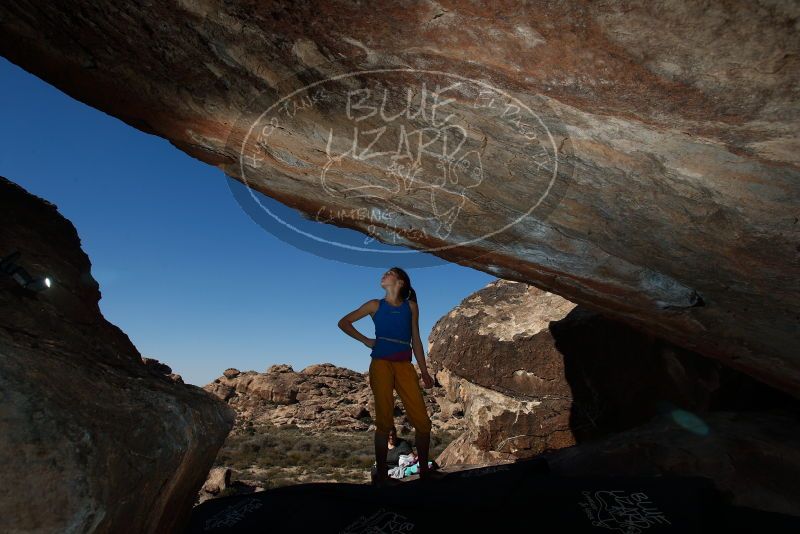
[371,298,413,361]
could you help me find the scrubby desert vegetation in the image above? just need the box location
[213,422,458,489]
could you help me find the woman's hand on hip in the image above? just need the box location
[363,338,376,348]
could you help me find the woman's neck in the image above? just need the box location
[384,294,403,306]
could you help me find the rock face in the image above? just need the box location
[429,280,800,469]
[0,2,798,396]
[540,411,800,517]
[0,177,236,533]
[204,362,464,435]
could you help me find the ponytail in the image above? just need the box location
[406,285,417,302]
[390,266,417,303]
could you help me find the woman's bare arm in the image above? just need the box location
[338,300,378,346]
[409,300,430,376]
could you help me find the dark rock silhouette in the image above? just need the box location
[188,457,799,533]
[540,411,800,517]
[0,176,235,533]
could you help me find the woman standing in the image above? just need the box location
[338,267,445,486]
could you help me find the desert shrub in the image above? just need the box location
[213,424,461,485]
[292,440,313,452]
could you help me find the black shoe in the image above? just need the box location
[371,473,403,487]
[418,468,446,481]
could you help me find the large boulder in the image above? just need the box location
[430,280,799,467]
[0,2,798,396]
[0,176,236,533]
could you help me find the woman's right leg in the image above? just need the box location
[368,358,395,480]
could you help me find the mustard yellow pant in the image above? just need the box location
[368,358,432,435]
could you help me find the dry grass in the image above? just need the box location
[213,423,458,488]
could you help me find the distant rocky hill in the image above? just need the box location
[203,362,466,436]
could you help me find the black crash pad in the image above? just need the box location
[186,458,799,533]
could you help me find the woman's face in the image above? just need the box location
[381,269,401,289]
[388,431,396,445]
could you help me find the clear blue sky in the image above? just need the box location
[0,58,494,386]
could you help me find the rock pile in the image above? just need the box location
[204,362,465,435]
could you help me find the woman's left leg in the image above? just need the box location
[393,361,433,471]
